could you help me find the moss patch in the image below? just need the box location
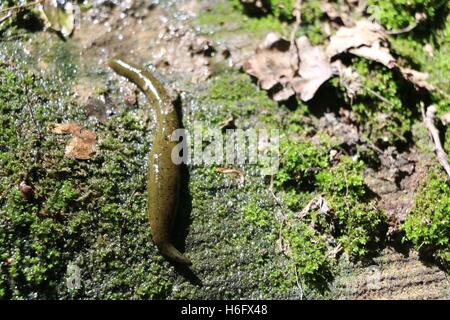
[403,171,450,269]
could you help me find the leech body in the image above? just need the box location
[108,58,191,265]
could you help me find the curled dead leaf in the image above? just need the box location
[292,36,333,101]
[327,19,396,69]
[399,67,435,92]
[349,42,396,69]
[243,33,332,102]
[243,32,293,92]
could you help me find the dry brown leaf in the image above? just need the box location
[52,122,81,135]
[349,43,396,69]
[327,19,384,56]
[327,19,396,69]
[65,129,97,160]
[292,36,333,101]
[243,33,332,102]
[243,33,294,92]
[52,123,96,160]
[400,67,435,91]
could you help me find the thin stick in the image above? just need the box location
[290,0,302,42]
[423,105,450,178]
[386,21,419,35]
[289,0,302,72]
[365,87,396,108]
[0,0,43,14]
[291,256,304,300]
[0,12,12,24]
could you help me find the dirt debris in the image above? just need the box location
[364,147,426,234]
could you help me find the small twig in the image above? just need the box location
[0,0,43,15]
[289,0,302,71]
[0,12,12,25]
[423,105,450,178]
[365,87,396,108]
[386,21,419,35]
[290,0,302,42]
[291,256,304,300]
[25,88,43,141]
[326,243,343,259]
[269,174,282,207]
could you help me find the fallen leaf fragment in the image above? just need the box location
[292,37,333,101]
[349,42,396,69]
[327,19,384,56]
[65,129,96,160]
[327,19,396,69]
[399,67,435,91]
[41,0,75,39]
[52,122,96,160]
[243,32,294,92]
[243,33,332,102]
[51,122,81,135]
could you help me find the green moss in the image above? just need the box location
[196,0,325,42]
[282,222,334,285]
[196,1,288,37]
[274,139,330,188]
[346,59,419,146]
[403,172,450,268]
[367,0,447,30]
[389,19,450,97]
[0,49,176,298]
[243,202,274,234]
[200,70,278,126]
[1,35,304,298]
[253,134,388,290]
[275,137,386,263]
